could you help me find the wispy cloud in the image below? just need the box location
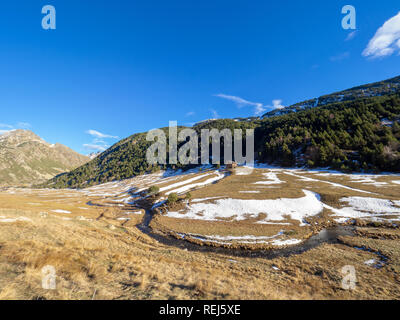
[83,144,108,152]
[210,109,220,119]
[255,100,285,115]
[0,123,13,129]
[0,122,32,134]
[214,94,264,110]
[86,129,118,139]
[330,52,350,62]
[84,129,118,154]
[93,138,107,144]
[17,122,31,129]
[345,31,357,41]
[185,111,195,117]
[215,93,285,116]
[363,12,400,58]
[270,99,285,110]
[254,105,267,116]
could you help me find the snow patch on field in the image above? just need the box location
[283,171,374,194]
[342,197,400,214]
[345,175,389,187]
[271,239,302,246]
[51,210,71,214]
[324,197,400,221]
[254,171,283,185]
[159,173,213,192]
[235,167,254,176]
[364,259,376,266]
[166,172,225,195]
[166,189,323,225]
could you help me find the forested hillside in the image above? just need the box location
[43,80,400,189]
[258,94,400,172]
[42,121,255,189]
[42,131,155,188]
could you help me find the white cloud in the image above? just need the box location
[214,93,285,116]
[210,109,220,119]
[92,138,107,145]
[185,111,195,117]
[271,99,285,110]
[345,31,357,41]
[254,105,267,116]
[86,129,118,139]
[0,123,13,129]
[363,12,400,58]
[214,94,264,110]
[17,122,31,129]
[84,129,118,154]
[83,144,108,152]
[330,52,350,62]
[0,122,32,134]
[256,100,285,115]
[215,93,267,116]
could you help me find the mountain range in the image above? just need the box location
[0,130,89,186]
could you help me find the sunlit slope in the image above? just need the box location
[0,130,89,186]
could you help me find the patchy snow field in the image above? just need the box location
[155,165,400,247]
[167,190,323,225]
[2,164,399,248]
[253,171,283,185]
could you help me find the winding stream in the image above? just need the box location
[137,209,363,260]
[88,198,389,266]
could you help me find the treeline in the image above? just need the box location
[258,94,400,172]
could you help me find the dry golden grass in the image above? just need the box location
[152,168,400,247]
[0,169,400,300]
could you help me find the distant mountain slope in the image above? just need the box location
[0,130,89,186]
[44,76,400,189]
[44,132,152,188]
[263,75,400,118]
[42,120,260,189]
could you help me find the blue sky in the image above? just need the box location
[0,0,400,154]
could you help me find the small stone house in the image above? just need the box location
[226,161,238,169]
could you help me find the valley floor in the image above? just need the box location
[0,165,400,300]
